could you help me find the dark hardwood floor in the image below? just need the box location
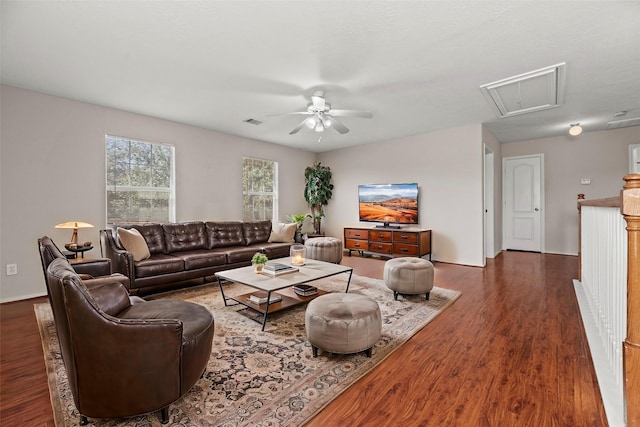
[0,251,607,426]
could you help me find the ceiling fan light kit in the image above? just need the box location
[276,91,372,136]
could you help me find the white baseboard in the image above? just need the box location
[544,250,578,256]
[0,291,47,304]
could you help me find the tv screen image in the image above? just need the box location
[358,183,419,226]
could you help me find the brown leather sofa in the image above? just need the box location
[100,220,294,295]
[46,257,214,425]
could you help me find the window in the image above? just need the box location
[106,135,175,225]
[242,157,277,222]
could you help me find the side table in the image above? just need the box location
[65,245,94,260]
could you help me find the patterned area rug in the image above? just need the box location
[35,273,460,426]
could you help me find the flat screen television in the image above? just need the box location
[358,183,419,228]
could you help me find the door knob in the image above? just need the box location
[535,208,539,211]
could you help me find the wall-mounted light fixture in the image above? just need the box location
[569,123,583,136]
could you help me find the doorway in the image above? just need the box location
[484,145,495,261]
[503,154,544,252]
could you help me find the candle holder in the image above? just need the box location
[290,244,306,266]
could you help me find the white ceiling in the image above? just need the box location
[2,1,640,152]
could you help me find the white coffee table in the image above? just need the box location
[215,258,353,330]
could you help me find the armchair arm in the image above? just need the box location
[71,258,111,277]
[100,229,135,283]
[84,272,131,291]
[84,279,132,316]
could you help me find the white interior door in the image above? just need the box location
[503,155,543,252]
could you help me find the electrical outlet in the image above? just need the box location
[6,264,17,276]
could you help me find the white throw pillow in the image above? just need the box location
[268,222,297,243]
[117,227,151,261]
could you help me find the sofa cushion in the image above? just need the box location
[226,246,263,264]
[243,221,272,245]
[163,222,207,253]
[205,221,245,248]
[261,242,294,260]
[134,254,184,278]
[117,228,151,261]
[268,222,296,243]
[174,250,227,270]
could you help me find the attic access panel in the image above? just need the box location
[480,63,566,118]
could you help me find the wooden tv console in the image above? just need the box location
[344,227,432,260]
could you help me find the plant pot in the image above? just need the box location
[255,264,264,273]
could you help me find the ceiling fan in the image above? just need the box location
[273,91,373,135]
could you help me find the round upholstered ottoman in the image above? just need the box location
[304,237,343,264]
[305,293,381,357]
[383,257,434,300]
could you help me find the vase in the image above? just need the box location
[255,264,264,273]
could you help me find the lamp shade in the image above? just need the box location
[55,221,94,229]
[55,221,94,245]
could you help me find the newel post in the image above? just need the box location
[623,174,640,426]
[577,193,585,281]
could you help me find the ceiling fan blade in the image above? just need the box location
[267,111,312,117]
[289,118,310,135]
[328,116,349,134]
[328,109,373,118]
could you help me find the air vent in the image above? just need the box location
[243,118,263,125]
[480,63,566,118]
[606,117,640,130]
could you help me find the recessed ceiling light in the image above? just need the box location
[613,110,628,117]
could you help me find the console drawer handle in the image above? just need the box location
[401,235,408,239]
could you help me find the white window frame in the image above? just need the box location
[105,135,176,226]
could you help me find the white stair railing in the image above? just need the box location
[576,201,627,426]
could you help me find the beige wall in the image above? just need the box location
[319,124,487,267]
[5,84,636,301]
[0,85,315,302]
[501,126,640,255]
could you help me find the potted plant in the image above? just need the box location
[287,213,309,243]
[304,162,333,234]
[251,252,268,273]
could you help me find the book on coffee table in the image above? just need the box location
[263,262,293,271]
[293,284,318,297]
[248,291,282,305]
[261,266,299,277]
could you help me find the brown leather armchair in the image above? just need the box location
[38,235,129,286]
[45,257,214,425]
